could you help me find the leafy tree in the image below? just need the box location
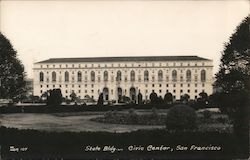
[164,92,173,104]
[157,96,164,104]
[215,15,250,94]
[97,92,104,106]
[137,91,143,104]
[214,15,249,143]
[47,89,62,106]
[180,94,190,104]
[149,90,158,104]
[0,33,26,99]
[70,91,77,102]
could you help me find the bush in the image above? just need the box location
[202,110,212,119]
[165,104,197,131]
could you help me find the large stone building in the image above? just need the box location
[33,56,213,102]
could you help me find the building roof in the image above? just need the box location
[36,56,211,64]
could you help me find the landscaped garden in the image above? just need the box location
[91,106,233,133]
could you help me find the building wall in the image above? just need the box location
[33,59,213,101]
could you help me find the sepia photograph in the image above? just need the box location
[0,0,249,159]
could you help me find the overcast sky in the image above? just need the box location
[0,0,249,78]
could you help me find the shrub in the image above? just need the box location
[128,108,138,123]
[202,110,212,119]
[165,104,197,131]
[151,107,158,118]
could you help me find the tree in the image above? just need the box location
[0,33,26,99]
[164,92,173,104]
[97,92,104,106]
[214,15,249,146]
[215,15,250,94]
[180,94,190,104]
[149,90,158,104]
[70,91,77,102]
[137,91,143,104]
[47,89,62,106]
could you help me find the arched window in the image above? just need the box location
[65,71,69,82]
[77,71,82,82]
[158,70,163,82]
[201,70,206,82]
[130,70,135,82]
[144,70,149,81]
[172,70,177,82]
[104,71,108,81]
[186,70,191,82]
[117,70,122,81]
[52,71,56,82]
[91,71,95,82]
[39,72,44,82]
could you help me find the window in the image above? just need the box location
[195,75,198,82]
[40,90,43,93]
[144,70,149,81]
[91,71,95,82]
[173,84,176,87]
[117,70,122,81]
[39,72,44,82]
[180,76,183,82]
[187,89,190,93]
[201,70,206,82]
[172,70,177,82]
[164,75,169,82]
[202,83,205,87]
[138,75,141,82]
[173,90,176,93]
[104,71,108,81]
[52,71,56,82]
[130,70,135,82]
[159,90,162,93]
[186,70,191,82]
[180,90,183,93]
[65,71,69,82]
[158,70,163,82]
[40,85,42,88]
[77,71,82,82]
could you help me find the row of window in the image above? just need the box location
[40,89,204,95]
[39,70,206,82]
[40,83,206,89]
[40,62,207,69]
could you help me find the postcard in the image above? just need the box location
[0,0,249,159]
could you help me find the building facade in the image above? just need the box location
[33,56,213,102]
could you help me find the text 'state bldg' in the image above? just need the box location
[33,56,213,102]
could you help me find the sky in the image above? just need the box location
[0,0,249,78]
